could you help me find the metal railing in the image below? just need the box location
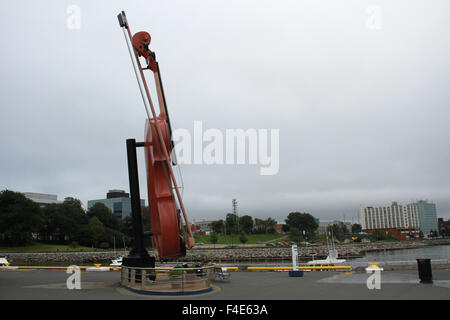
[348,258,450,268]
[121,265,215,294]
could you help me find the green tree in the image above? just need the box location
[50,197,88,242]
[40,203,61,241]
[254,218,267,234]
[0,190,43,246]
[239,230,248,244]
[88,203,131,248]
[72,224,94,247]
[328,222,348,241]
[370,230,395,242]
[289,227,302,243]
[225,213,238,235]
[121,216,133,237]
[88,216,105,247]
[253,217,277,234]
[239,215,254,234]
[285,212,318,238]
[265,217,277,234]
[87,202,120,230]
[212,220,225,234]
[351,223,362,234]
[210,232,218,247]
[282,224,290,233]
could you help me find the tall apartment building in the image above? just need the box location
[361,202,419,230]
[360,200,438,238]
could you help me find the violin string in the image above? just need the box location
[170,133,185,199]
[176,153,184,199]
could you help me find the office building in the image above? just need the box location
[415,200,438,236]
[438,218,450,236]
[87,189,145,220]
[190,220,214,235]
[23,192,62,207]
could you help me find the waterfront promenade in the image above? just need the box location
[0,268,449,300]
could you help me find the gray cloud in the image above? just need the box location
[1,0,449,223]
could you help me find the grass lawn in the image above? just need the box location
[0,241,95,253]
[194,233,288,244]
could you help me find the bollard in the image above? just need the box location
[416,259,433,284]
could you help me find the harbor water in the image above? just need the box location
[348,244,450,267]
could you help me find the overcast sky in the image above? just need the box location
[1,0,449,223]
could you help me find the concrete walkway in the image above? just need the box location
[0,269,449,300]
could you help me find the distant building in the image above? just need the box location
[317,221,352,235]
[360,202,420,240]
[273,224,288,234]
[360,200,438,239]
[363,227,421,241]
[23,192,62,207]
[107,189,129,199]
[317,221,333,235]
[191,220,213,235]
[416,200,438,236]
[438,218,450,236]
[87,189,144,220]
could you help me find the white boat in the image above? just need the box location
[110,257,123,267]
[307,230,346,266]
[0,256,18,270]
[110,236,125,268]
[0,256,9,266]
[307,249,346,265]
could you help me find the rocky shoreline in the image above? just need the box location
[185,239,450,263]
[2,251,120,266]
[2,239,450,265]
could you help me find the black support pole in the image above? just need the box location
[122,138,154,270]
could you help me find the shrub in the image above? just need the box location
[69,241,79,248]
[99,242,110,249]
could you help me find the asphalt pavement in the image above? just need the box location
[0,268,449,300]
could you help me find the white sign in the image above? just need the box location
[291,245,298,271]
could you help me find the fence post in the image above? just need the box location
[141,269,146,290]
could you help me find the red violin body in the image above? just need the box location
[144,115,183,259]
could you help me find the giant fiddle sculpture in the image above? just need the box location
[118,11,195,259]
